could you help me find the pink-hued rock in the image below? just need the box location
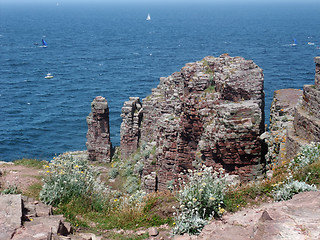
[195,191,320,240]
[0,194,22,240]
[265,88,302,167]
[136,54,266,191]
[286,57,320,160]
[86,96,112,162]
[120,97,143,160]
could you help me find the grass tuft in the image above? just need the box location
[13,158,48,169]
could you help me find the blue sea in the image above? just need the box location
[1,1,320,161]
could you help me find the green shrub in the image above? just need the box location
[134,162,144,177]
[173,166,227,235]
[13,158,48,169]
[294,160,320,186]
[272,179,317,201]
[167,180,174,192]
[133,153,141,162]
[109,168,119,179]
[271,142,320,202]
[173,209,207,235]
[290,142,320,171]
[40,154,110,206]
[2,184,20,194]
[124,176,139,194]
[124,167,133,177]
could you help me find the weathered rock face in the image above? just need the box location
[120,97,143,160]
[193,191,320,240]
[0,194,22,239]
[0,194,74,240]
[137,54,265,191]
[265,89,302,168]
[286,57,320,160]
[86,96,112,162]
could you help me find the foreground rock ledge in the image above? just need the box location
[173,191,320,240]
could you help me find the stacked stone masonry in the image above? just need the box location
[86,96,112,162]
[286,57,320,160]
[126,54,266,192]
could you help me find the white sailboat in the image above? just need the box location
[146,13,151,21]
[45,73,53,79]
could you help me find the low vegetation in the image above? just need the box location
[173,166,227,235]
[39,143,320,236]
[13,158,47,169]
[1,184,21,195]
[38,152,173,235]
[1,142,318,239]
[40,154,108,207]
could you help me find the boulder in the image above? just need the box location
[148,227,159,237]
[0,194,22,240]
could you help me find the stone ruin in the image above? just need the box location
[286,57,320,159]
[86,96,112,162]
[120,54,266,191]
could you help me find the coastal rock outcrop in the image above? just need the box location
[86,96,112,162]
[120,54,266,191]
[286,57,320,159]
[265,89,302,168]
[120,97,143,160]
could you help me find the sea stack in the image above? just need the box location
[120,97,143,160]
[86,96,112,162]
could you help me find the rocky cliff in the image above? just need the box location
[264,89,302,169]
[120,54,266,191]
[286,57,320,160]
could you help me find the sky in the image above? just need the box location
[1,0,319,3]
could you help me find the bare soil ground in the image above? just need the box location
[0,162,43,196]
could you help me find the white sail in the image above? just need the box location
[146,13,151,21]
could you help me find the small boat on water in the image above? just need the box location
[42,39,47,48]
[45,73,53,79]
[146,13,151,21]
[308,42,315,46]
[292,38,297,46]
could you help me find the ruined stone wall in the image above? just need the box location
[138,54,265,191]
[286,57,320,160]
[86,96,112,162]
